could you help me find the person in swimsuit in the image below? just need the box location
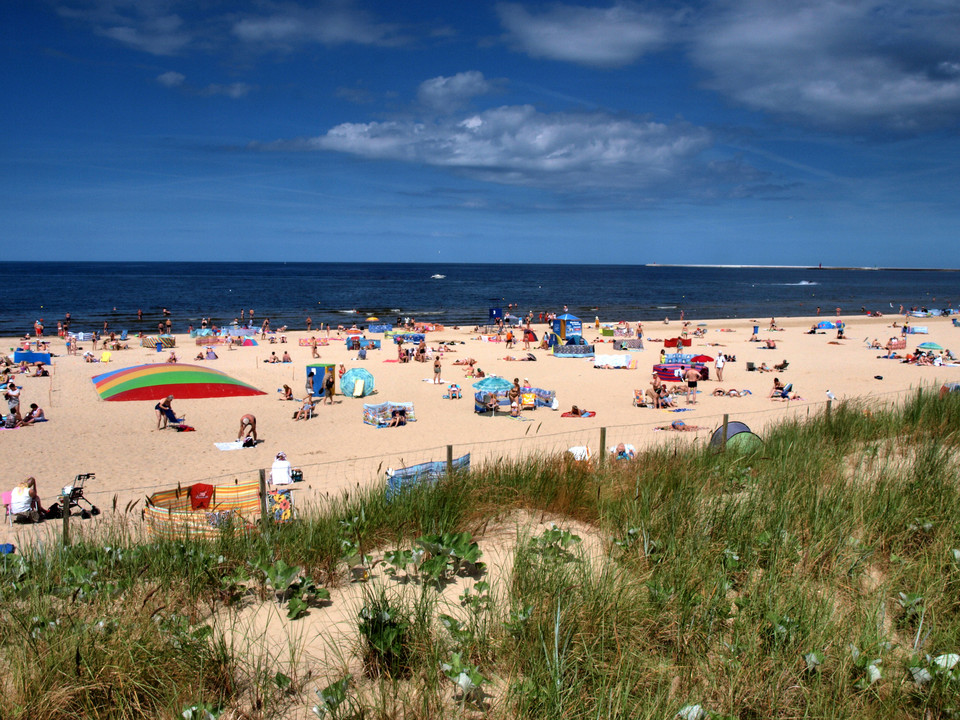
[683,367,701,404]
[433,356,442,383]
[155,395,175,429]
[238,414,257,442]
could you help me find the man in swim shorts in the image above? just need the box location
[683,367,701,404]
[238,414,257,443]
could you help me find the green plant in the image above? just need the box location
[358,589,412,677]
[312,676,354,719]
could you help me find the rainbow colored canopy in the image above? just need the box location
[92,364,266,401]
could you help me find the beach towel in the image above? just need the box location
[190,483,214,510]
[215,440,245,451]
[353,379,365,397]
[561,411,596,418]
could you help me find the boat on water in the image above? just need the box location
[431,274,446,279]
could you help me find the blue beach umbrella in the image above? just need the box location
[340,368,375,397]
[917,342,943,351]
[472,376,514,393]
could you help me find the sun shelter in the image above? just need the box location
[13,351,51,365]
[552,313,582,341]
[92,364,265,401]
[144,481,262,538]
[306,363,336,397]
[341,367,375,397]
[816,321,837,330]
[385,453,471,499]
[940,382,960,397]
[709,421,763,453]
[363,401,416,427]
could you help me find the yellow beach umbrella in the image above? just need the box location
[366,316,379,322]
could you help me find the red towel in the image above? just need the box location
[190,483,214,510]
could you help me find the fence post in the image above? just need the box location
[61,493,70,547]
[721,414,729,452]
[599,427,607,467]
[446,444,454,476]
[827,399,832,421]
[259,468,270,527]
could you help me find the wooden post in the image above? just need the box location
[446,444,454,476]
[827,399,832,420]
[721,414,729,452]
[61,495,70,547]
[259,468,270,527]
[599,427,607,467]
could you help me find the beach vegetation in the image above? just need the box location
[1,387,960,718]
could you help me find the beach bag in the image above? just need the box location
[242,436,256,447]
[551,397,560,411]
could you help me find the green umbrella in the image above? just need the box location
[917,342,944,351]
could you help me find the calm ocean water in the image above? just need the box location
[0,262,956,336]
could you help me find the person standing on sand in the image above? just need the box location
[434,356,442,384]
[683,367,701,404]
[238,414,257,443]
[324,371,335,404]
[310,336,319,358]
[715,353,725,382]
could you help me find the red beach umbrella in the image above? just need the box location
[691,354,714,362]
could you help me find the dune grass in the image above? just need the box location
[1,388,959,718]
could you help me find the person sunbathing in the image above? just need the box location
[20,403,45,425]
[448,384,462,399]
[280,384,294,400]
[757,362,772,372]
[388,407,407,427]
[656,420,702,431]
[294,398,313,421]
[765,339,777,349]
[614,443,635,460]
[452,357,476,365]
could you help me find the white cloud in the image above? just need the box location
[690,0,960,130]
[497,2,668,67]
[157,70,185,87]
[417,72,494,113]
[231,4,400,48]
[200,82,254,99]
[304,104,713,192]
[97,13,190,56]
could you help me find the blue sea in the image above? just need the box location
[0,262,956,336]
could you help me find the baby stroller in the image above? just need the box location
[61,473,100,519]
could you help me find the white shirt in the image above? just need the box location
[715,355,725,369]
[271,459,292,485]
[10,486,32,514]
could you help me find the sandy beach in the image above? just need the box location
[2,312,957,546]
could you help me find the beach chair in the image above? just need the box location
[61,473,100,518]
[774,360,789,372]
[521,391,537,410]
[99,351,112,363]
[633,389,648,407]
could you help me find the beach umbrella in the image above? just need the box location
[472,376,514,393]
[92,364,266,401]
[691,354,713,362]
[917,342,943,351]
[340,368,375,397]
[366,316,379,322]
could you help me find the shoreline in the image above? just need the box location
[2,311,957,545]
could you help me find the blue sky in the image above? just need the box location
[4,1,960,266]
